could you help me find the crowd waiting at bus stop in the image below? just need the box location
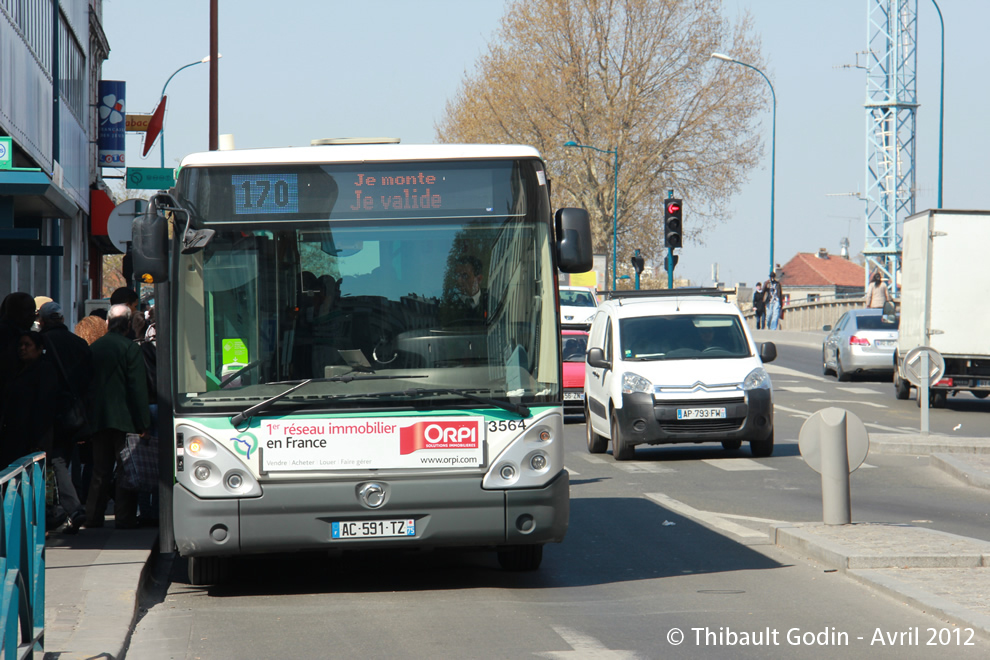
[0,287,159,534]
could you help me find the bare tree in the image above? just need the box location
[436,0,768,283]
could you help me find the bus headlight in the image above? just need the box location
[176,424,262,499]
[483,411,564,490]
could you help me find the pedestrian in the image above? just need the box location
[752,282,766,330]
[0,293,37,412]
[38,302,93,532]
[765,271,783,330]
[865,270,890,308]
[74,315,108,345]
[84,304,150,530]
[109,287,142,340]
[0,331,57,469]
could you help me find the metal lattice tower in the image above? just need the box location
[864,0,917,294]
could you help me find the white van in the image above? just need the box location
[583,289,777,460]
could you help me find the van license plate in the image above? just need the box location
[332,519,415,539]
[563,392,584,400]
[977,380,990,388]
[677,408,727,420]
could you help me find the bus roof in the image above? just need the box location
[178,143,544,168]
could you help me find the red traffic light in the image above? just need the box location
[666,201,681,214]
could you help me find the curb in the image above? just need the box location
[771,522,990,570]
[931,453,990,490]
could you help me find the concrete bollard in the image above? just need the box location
[820,408,852,525]
[798,407,869,527]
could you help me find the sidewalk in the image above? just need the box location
[773,433,990,640]
[40,433,990,656]
[44,525,157,660]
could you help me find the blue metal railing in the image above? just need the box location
[0,453,46,659]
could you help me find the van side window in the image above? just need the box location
[604,321,613,362]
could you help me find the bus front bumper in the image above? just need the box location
[172,470,569,557]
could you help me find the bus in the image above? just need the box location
[132,140,592,584]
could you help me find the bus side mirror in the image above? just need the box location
[555,208,592,273]
[132,203,169,283]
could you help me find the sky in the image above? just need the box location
[100,0,990,288]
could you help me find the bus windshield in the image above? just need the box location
[172,159,558,413]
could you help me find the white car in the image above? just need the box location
[559,285,598,327]
[583,289,777,460]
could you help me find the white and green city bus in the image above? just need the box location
[132,140,591,584]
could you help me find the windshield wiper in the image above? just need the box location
[230,374,425,428]
[400,387,530,418]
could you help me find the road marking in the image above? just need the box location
[566,467,581,476]
[807,397,888,408]
[776,404,813,418]
[702,458,775,471]
[766,363,829,383]
[778,386,824,394]
[837,386,881,395]
[616,463,676,474]
[579,454,608,464]
[645,493,767,539]
[540,626,640,659]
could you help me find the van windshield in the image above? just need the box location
[618,314,751,360]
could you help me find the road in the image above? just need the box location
[125,339,990,659]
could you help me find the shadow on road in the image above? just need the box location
[188,496,785,598]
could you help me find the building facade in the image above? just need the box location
[0,0,111,321]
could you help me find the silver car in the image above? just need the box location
[823,309,899,381]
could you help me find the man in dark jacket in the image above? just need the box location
[39,302,93,531]
[84,304,150,529]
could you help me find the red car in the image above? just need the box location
[561,329,589,417]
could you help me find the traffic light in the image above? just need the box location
[664,198,683,248]
[631,254,645,275]
[663,254,679,271]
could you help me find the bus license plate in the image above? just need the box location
[677,408,726,420]
[563,392,584,400]
[332,519,416,539]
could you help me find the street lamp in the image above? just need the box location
[563,140,619,290]
[711,52,776,275]
[932,0,944,208]
[159,54,220,167]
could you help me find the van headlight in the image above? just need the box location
[622,371,653,394]
[743,367,772,390]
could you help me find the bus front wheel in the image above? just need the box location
[497,544,543,571]
[187,555,229,586]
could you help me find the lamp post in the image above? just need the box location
[159,55,220,167]
[563,141,619,290]
[711,52,776,275]
[932,0,944,208]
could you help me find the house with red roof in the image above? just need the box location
[777,248,867,304]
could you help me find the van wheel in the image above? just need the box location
[973,391,989,399]
[187,556,228,586]
[932,391,947,408]
[497,544,543,571]
[721,439,742,451]
[822,349,833,376]
[750,432,774,458]
[611,413,634,461]
[893,369,910,400]
[586,403,608,454]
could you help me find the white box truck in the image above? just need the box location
[893,209,990,406]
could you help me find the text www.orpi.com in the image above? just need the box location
[419,456,478,465]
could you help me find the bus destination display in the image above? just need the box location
[229,165,506,219]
